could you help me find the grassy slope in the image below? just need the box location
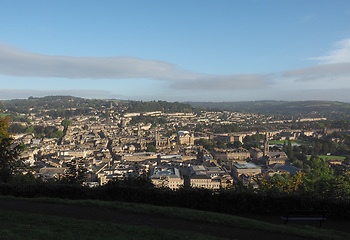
[0,209,223,240]
[1,196,350,240]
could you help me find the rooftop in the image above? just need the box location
[232,162,260,169]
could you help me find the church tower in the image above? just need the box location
[263,132,269,157]
[155,129,160,147]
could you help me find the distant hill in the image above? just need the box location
[2,96,109,114]
[1,96,200,115]
[188,100,350,118]
[3,96,350,119]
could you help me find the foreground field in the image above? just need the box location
[0,209,223,240]
[1,196,350,240]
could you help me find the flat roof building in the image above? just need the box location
[231,162,261,180]
[149,166,183,189]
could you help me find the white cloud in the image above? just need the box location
[170,74,272,90]
[282,62,350,82]
[310,38,350,64]
[277,39,350,84]
[0,43,270,91]
[3,40,350,101]
[0,43,184,80]
[0,88,122,100]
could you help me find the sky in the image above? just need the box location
[1,0,350,102]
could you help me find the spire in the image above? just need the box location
[263,132,269,157]
[155,128,160,147]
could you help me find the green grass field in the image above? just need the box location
[0,209,224,240]
[307,155,346,161]
[1,196,349,240]
[269,139,310,145]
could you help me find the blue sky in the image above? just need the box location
[1,0,350,102]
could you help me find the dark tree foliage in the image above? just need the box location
[9,115,31,123]
[196,138,244,151]
[0,137,23,183]
[8,123,26,133]
[2,96,205,120]
[0,112,24,183]
[106,174,154,188]
[195,138,217,151]
[242,133,264,149]
[243,133,265,143]
[291,134,350,156]
[227,141,243,148]
[59,159,87,185]
[211,123,240,133]
[61,119,72,129]
[147,145,157,153]
[2,96,117,117]
[21,125,63,139]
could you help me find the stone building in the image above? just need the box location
[231,162,261,180]
[212,148,250,161]
[265,152,288,166]
[249,147,263,160]
[177,131,194,145]
[189,165,232,189]
[149,166,183,189]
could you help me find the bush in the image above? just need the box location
[1,183,349,219]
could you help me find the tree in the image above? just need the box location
[61,119,72,129]
[302,156,336,195]
[0,108,24,183]
[0,137,24,183]
[107,171,154,188]
[0,112,11,138]
[217,140,226,149]
[25,126,34,133]
[53,130,64,139]
[60,159,87,184]
[8,123,26,134]
[232,141,243,148]
[258,171,304,194]
[147,145,157,153]
[195,138,217,151]
[286,140,292,155]
[307,156,333,179]
[293,159,303,169]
